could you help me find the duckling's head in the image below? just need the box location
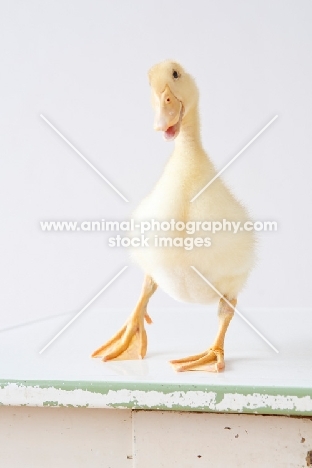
[148,60,199,141]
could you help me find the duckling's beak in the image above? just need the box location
[154,85,183,141]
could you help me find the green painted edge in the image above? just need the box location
[1,379,312,415]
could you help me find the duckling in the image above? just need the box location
[92,60,256,372]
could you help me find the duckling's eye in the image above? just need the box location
[172,70,180,79]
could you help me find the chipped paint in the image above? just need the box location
[1,380,312,415]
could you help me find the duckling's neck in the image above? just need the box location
[174,106,203,153]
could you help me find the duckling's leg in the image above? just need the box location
[170,296,236,372]
[91,275,157,361]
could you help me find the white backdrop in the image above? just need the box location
[1,1,311,329]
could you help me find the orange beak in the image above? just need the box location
[154,85,182,132]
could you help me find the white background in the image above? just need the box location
[1,1,311,330]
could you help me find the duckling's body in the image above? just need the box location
[92,61,255,372]
[131,127,255,304]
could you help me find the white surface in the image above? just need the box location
[1,306,312,389]
[1,1,312,332]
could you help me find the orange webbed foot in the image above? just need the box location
[170,347,225,373]
[91,312,151,361]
